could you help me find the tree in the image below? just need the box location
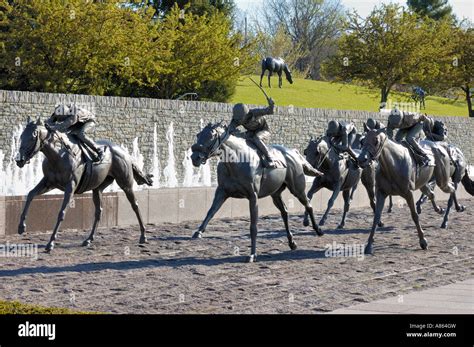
[0,0,168,95]
[136,0,235,18]
[0,1,255,102]
[447,25,474,117]
[323,4,454,104]
[255,0,344,79]
[407,0,453,21]
[152,5,257,101]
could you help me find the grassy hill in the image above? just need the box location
[232,76,468,117]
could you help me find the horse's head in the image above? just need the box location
[358,128,387,168]
[284,64,293,84]
[16,117,46,168]
[303,135,329,168]
[190,121,227,167]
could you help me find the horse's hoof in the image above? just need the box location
[82,239,92,247]
[336,224,344,229]
[441,222,447,229]
[377,221,384,228]
[420,238,428,250]
[139,236,147,244]
[45,242,54,253]
[289,241,297,250]
[318,219,325,226]
[18,223,26,235]
[456,205,465,212]
[437,208,445,215]
[364,243,373,255]
[303,219,309,227]
[316,228,324,237]
[192,231,202,239]
[247,254,257,263]
[387,208,393,213]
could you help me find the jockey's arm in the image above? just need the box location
[49,114,78,132]
[248,98,274,119]
[228,119,240,133]
[333,133,349,151]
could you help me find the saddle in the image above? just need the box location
[262,147,287,169]
[75,144,109,194]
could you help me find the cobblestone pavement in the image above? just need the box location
[0,198,472,313]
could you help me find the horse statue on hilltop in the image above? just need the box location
[260,57,293,88]
[15,117,153,252]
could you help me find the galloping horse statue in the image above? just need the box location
[302,136,384,229]
[416,143,473,228]
[358,128,459,254]
[190,122,323,262]
[260,57,293,88]
[15,117,153,252]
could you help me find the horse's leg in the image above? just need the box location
[364,189,386,255]
[45,182,75,252]
[260,69,265,87]
[337,189,350,229]
[416,193,428,214]
[387,196,393,213]
[268,71,272,88]
[83,176,115,246]
[271,189,297,250]
[82,189,102,247]
[420,184,444,214]
[291,187,323,236]
[278,72,282,88]
[405,191,428,250]
[452,183,465,212]
[303,178,322,227]
[320,184,341,226]
[441,193,454,229]
[192,187,227,238]
[361,168,384,226]
[349,183,357,201]
[417,179,435,214]
[248,193,258,263]
[122,187,147,244]
[18,177,52,235]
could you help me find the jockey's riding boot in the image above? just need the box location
[80,135,104,162]
[254,139,277,168]
[94,147,105,163]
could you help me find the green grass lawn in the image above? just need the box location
[232,75,469,117]
[0,300,95,314]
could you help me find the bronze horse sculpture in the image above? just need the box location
[302,136,384,229]
[260,57,293,88]
[416,143,473,228]
[190,122,323,262]
[358,128,459,254]
[15,117,153,252]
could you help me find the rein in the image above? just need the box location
[315,146,332,170]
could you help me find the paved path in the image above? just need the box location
[0,198,472,313]
[330,278,474,314]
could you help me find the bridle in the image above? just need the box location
[193,125,228,160]
[366,133,387,161]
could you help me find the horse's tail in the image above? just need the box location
[132,163,153,186]
[295,150,323,177]
[461,168,474,196]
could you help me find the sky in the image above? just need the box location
[235,0,474,22]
